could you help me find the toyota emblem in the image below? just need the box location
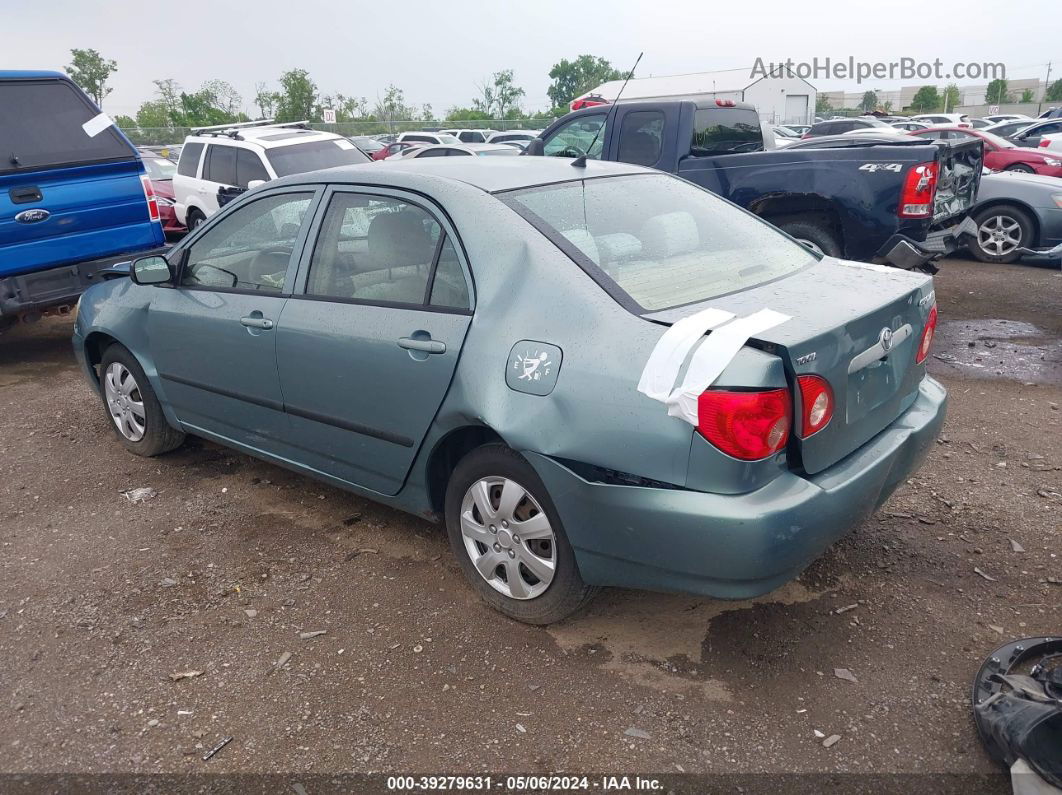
[879,327,894,352]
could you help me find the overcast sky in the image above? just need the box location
[7,0,1058,117]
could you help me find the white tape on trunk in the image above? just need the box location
[637,307,735,402]
[82,113,113,138]
[663,308,792,426]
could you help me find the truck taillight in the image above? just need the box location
[715,99,735,107]
[796,375,833,438]
[697,388,790,461]
[916,305,938,364]
[140,174,160,223]
[898,161,938,218]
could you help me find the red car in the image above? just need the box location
[137,149,185,234]
[373,141,426,161]
[908,127,1062,177]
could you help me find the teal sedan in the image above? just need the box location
[73,158,945,624]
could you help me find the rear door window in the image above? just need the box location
[617,111,664,166]
[203,145,237,185]
[0,78,134,174]
[690,108,763,154]
[177,142,204,177]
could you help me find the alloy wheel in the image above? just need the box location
[977,215,1023,258]
[459,476,556,600]
[103,362,146,441]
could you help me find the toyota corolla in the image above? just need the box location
[73,158,945,624]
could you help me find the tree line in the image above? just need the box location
[817,77,1062,117]
[63,48,625,139]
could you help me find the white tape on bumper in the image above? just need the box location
[663,308,791,426]
[637,307,735,402]
[82,112,114,138]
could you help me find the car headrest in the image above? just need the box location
[368,210,433,268]
[561,229,600,263]
[640,211,699,258]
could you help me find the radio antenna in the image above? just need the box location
[572,52,643,168]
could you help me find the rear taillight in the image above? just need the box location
[898,161,939,218]
[797,375,834,438]
[1040,140,1051,148]
[916,305,938,364]
[697,388,791,461]
[140,174,160,223]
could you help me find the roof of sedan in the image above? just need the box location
[346,157,652,193]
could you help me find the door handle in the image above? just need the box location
[398,337,445,354]
[241,315,274,330]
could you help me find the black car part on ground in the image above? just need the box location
[972,636,1062,789]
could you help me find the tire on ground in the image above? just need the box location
[968,204,1035,264]
[774,218,843,258]
[98,343,186,457]
[444,443,598,625]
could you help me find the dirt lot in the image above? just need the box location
[0,257,1059,786]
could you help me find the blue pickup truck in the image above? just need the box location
[529,99,983,270]
[0,71,165,323]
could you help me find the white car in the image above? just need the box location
[1038,132,1062,153]
[984,114,1031,124]
[438,129,498,144]
[485,130,541,145]
[841,126,912,139]
[890,121,930,131]
[385,143,521,160]
[397,131,462,146]
[172,120,369,229]
[909,113,972,128]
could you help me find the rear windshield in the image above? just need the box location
[265,139,370,177]
[503,174,813,312]
[0,78,134,175]
[690,108,764,155]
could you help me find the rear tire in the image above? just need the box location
[969,204,1034,264]
[186,209,205,231]
[98,344,185,457]
[444,444,598,624]
[775,218,843,258]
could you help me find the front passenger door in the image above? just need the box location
[147,189,317,451]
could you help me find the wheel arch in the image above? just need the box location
[750,195,846,250]
[83,330,121,384]
[424,424,506,517]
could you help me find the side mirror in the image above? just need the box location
[524,138,545,156]
[130,255,172,286]
[247,179,266,190]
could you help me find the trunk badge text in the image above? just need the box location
[795,352,817,365]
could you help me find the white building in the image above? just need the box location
[573,67,817,125]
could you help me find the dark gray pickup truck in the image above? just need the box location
[528,99,983,270]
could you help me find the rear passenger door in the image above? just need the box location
[198,144,238,216]
[274,187,474,495]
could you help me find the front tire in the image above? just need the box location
[969,205,1034,263]
[1003,163,1034,174]
[444,444,597,624]
[99,344,185,457]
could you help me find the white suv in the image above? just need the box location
[396,131,461,146]
[173,121,369,229]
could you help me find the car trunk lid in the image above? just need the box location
[644,258,936,474]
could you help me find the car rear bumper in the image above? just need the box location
[0,246,168,319]
[527,375,947,599]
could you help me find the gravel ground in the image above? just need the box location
[0,257,1058,787]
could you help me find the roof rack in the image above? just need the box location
[189,119,312,140]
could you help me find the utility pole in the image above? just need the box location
[1040,62,1052,115]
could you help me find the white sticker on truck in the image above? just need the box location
[82,113,114,138]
